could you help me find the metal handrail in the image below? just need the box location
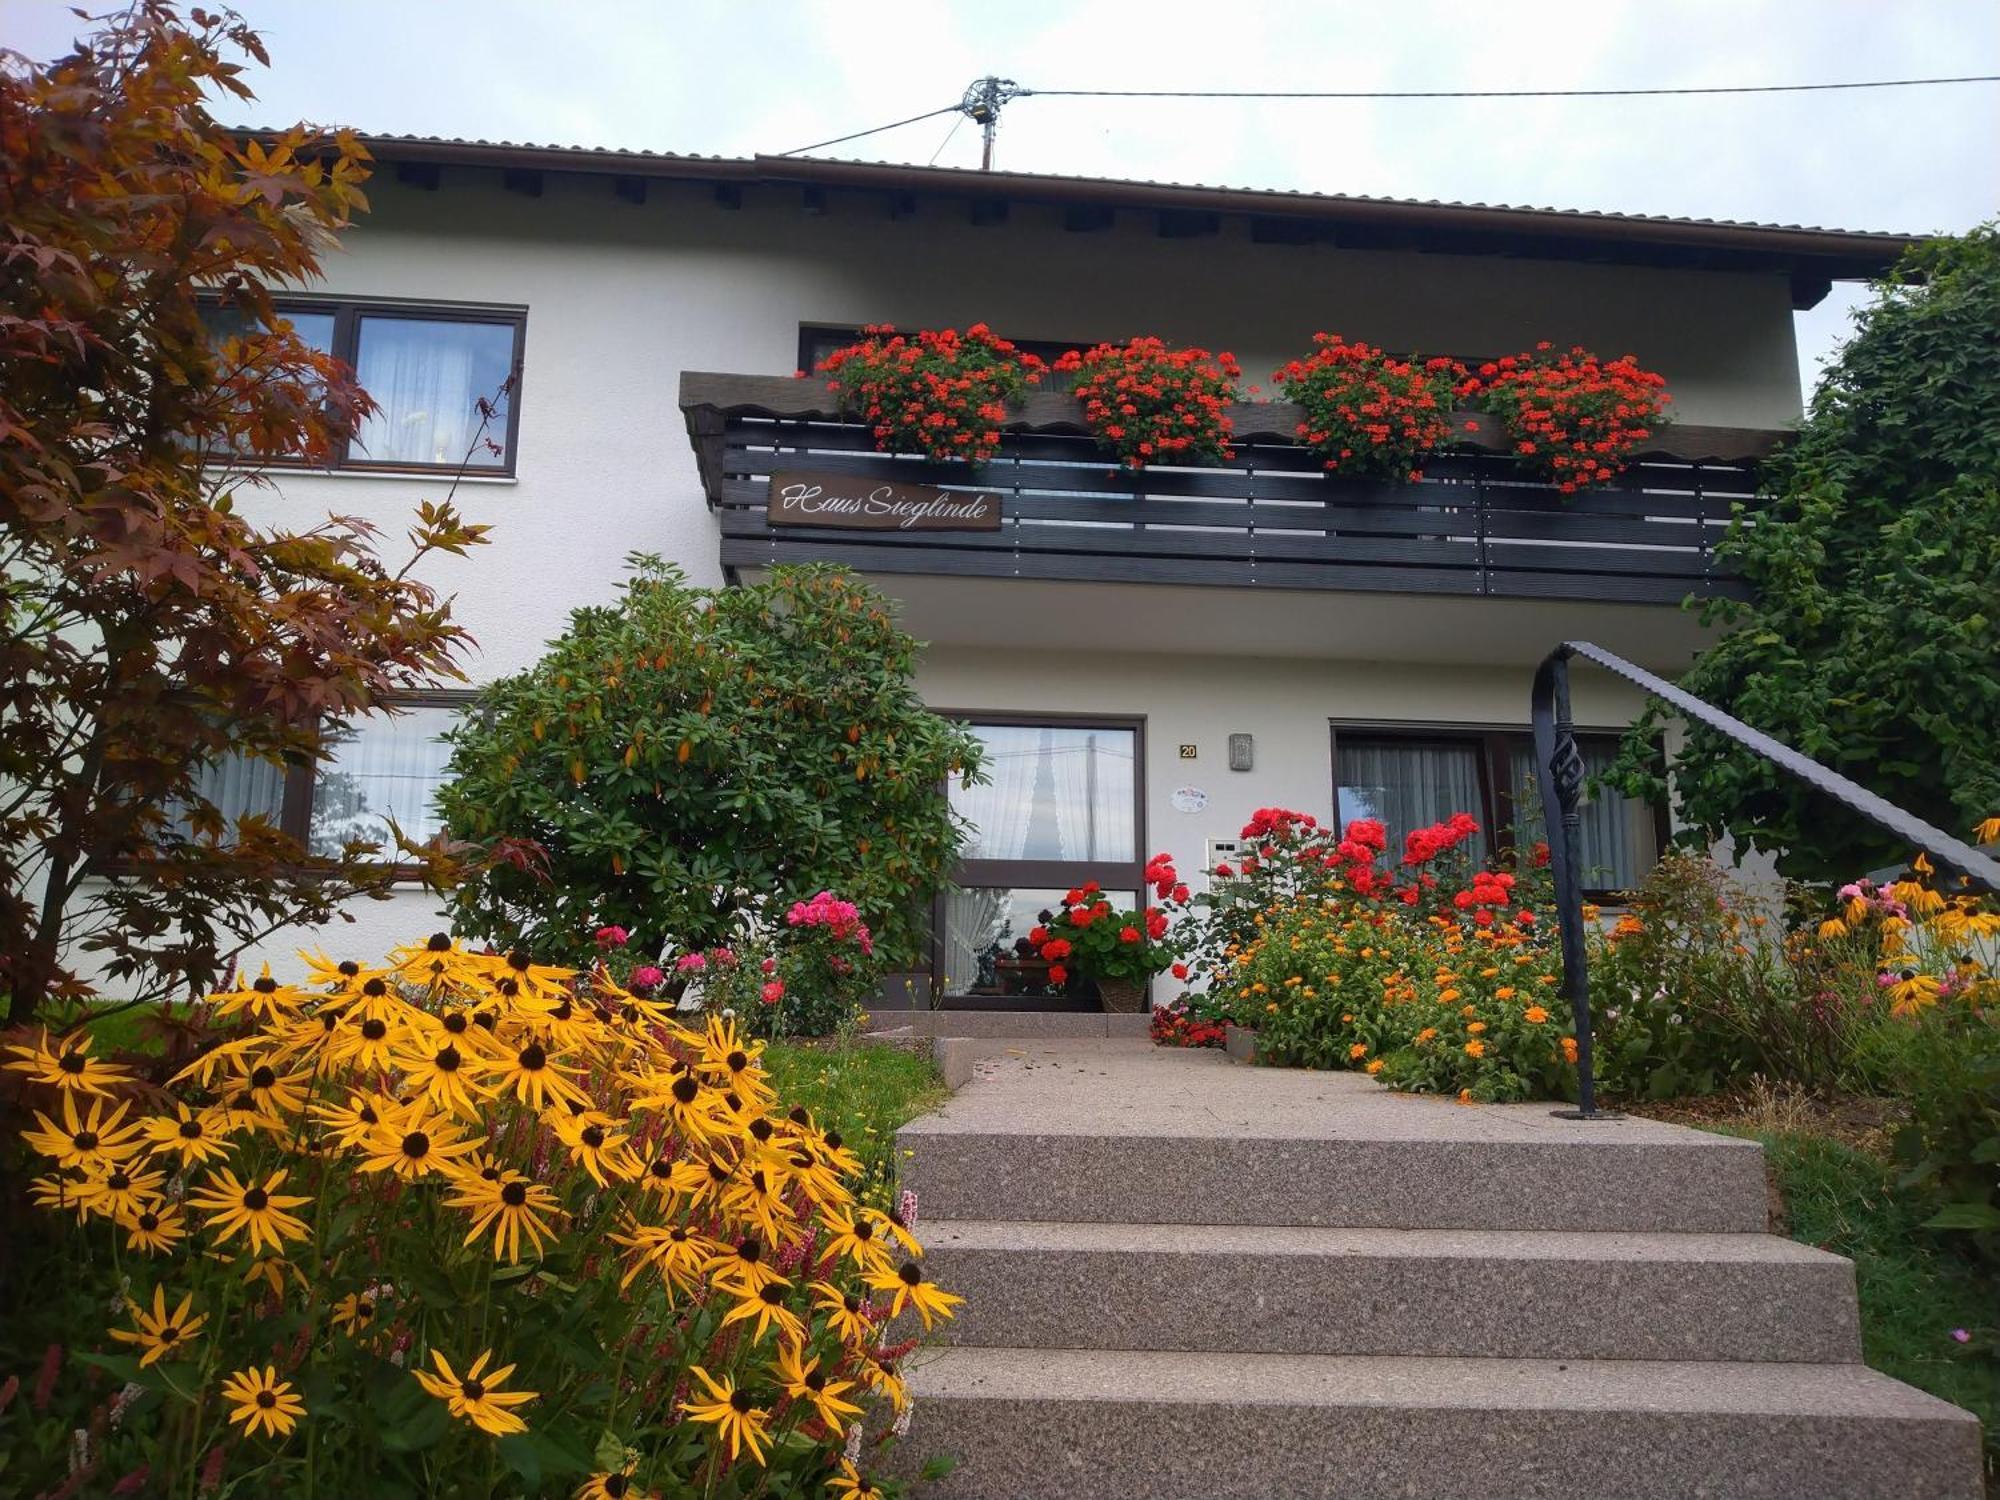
[1530,640,2000,1120]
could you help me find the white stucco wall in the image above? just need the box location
[71,166,1810,987]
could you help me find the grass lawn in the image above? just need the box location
[1660,1101,1998,1487]
[760,1038,950,1207]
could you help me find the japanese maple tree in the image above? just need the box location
[0,5,491,1023]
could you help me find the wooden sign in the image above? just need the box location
[767,470,1002,532]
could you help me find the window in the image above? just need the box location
[169,698,469,863]
[199,299,525,473]
[308,702,462,857]
[1331,725,1662,896]
[937,715,1144,1003]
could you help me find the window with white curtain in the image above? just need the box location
[948,725,1135,863]
[1332,726,1659,896]
[353,315,516,469]
[158,698,470,862]
[309,703,462,858]
[197,298,523,472]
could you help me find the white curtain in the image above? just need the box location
[353,317,511,468]
[1509,743,1655,891]
[310,705,458,856]
[171,753,287,840]
[1336,740,1490,865]
[1049,729,1094,860]
[950,727,1038,859]
[941,888,1012,993]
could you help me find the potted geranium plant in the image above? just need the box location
[1053,337,1241,470]
[1031,853,1190,1012]
[817,322,1045,463]
[1272,333,1464,482]
[1460,342,1670,493]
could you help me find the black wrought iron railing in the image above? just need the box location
[1531,640,2000,1120]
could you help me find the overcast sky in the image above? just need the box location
[9,1,1998,390]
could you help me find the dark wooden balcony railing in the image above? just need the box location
[680,372,1780,606]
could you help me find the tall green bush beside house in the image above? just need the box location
[439,559,983,971]
[1618,225,2000,881]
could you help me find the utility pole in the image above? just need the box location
[961,75,1025,170]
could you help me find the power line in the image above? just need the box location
[928,110,966,166]
[776,73,2000,164]
[776,103,962,158]
[1029,74,2000,102]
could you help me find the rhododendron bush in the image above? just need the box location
[1193,808,1576,1102]
[439,560,983,972]
[1053,338,1240,470]
[0,940,955,1497]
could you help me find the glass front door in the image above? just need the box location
[936,716,1144,1008]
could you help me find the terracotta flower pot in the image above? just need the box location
[1094,976,1148,1013]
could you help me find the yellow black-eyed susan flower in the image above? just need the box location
[865,1258,965,1330]
[681,1366,771,1463]
[209,965,309,1023]
[706,1235,783,1297]
[109,1285,207,1367]
[221,1364,306,1438]
[575,1464,653,1500]
[138,1101,236,1167]
[22,1093,146,1176]
[553,1110,640,1186]
[810,1280,876,1346]
[118,1199,188,1254]
[610,1220,714,1295]
[826,1459,888,1500]
[494,1037,589,1111]
[447,1169,561,1263]
[3,1028,133,1098]
[187,1168,312,1255]
[71,1160,165,1220]
[720,1277,805,1344]
[357,1111,484,1182]
[774,1340,863,1433]
[412,1348,537,1436]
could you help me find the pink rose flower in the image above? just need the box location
[593,924,630,949]
[629,965,664,993]
[761,981,785,1005]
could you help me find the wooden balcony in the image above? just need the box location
[680,373,1779,607]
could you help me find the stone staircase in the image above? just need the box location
[891,1040,1982,1499]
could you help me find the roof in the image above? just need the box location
[344,132,1924,307]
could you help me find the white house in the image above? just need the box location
[198,137,1914,1006]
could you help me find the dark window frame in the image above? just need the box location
[1327,719,1669,901]
[201,294,527,476]
[929,709,1148,1007]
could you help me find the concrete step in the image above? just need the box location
[899,1048,1768,1232]
[919,1219,1861,1363]
[895,1347,1983,1500]
[866,1007,1152,1040]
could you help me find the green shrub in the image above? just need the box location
[438,559,983,970]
